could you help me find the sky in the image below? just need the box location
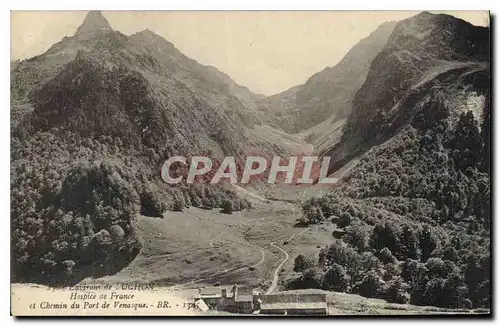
[11,11,489,96]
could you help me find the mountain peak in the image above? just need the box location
[75,11,113,36]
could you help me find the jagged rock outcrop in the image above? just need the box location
[74,10,113,36]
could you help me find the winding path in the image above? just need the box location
[167,218,268,290]
[265,227,309,294]
[166,216,308,294]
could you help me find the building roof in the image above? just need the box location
[197,294,222,299]
[261,292,327,303]
[260,302,327,311]
[198,287,222,295]
[235,294,253,302]
[196,286,235,299]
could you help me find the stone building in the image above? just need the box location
[194,285,255,313]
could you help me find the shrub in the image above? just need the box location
[232,199,241,211]
[222,199,234,214]
[201,198,214,210]
[172,196,185,212]
[191,195,202,207]
[384,277,410,304]
[140,191,164,217]
[109,224,125,241]
[338,212,353,228]
[239,199,251,210]
[62,260,76,277]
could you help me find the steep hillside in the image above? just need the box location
[323,12,489,173]
[12,12,285,156]
[293,12,490,310]
[10,11,283,286]
[263,22,396,133]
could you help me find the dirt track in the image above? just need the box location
[91,187,336,295]
[167,215,293,292]
[266,227,309,294]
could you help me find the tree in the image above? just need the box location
[359,252,380,273]
[400,225,419,260]
[407,261,430,306]
[321,263,350,292]
[62,260,76,277]
[384,277,410,304]
[465,253,490,308]
[450,111,483,171]
[294,254,313,272]
[423,278,446,307]
[379,247,397,264]
[302,204,325,225]
[354,271,385,299]
[201,198,213,210]
[419,227,437,262]
[344,223,370,252]
[370,222,400,255]
[441,272,469,308]
[426,257,447,278]
[442,245,458,261]
[300,267,323,288]
[325,240,360,274]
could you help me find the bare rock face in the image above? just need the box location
[263,21,397,133]
[322,12,490,175]
[74,11,113,36]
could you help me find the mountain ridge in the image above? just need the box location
[322,11,490,175]
[74,10,113,36]
[262,21,397,133]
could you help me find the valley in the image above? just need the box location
[10,10,491,315]
[92,184,336,297]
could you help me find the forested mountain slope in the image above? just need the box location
[323,11,489,172]
[10,11,276,285]
[293,12,490,310]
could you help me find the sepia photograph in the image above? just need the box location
[10,9,491,316]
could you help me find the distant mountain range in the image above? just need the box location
[262,21,396,134]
